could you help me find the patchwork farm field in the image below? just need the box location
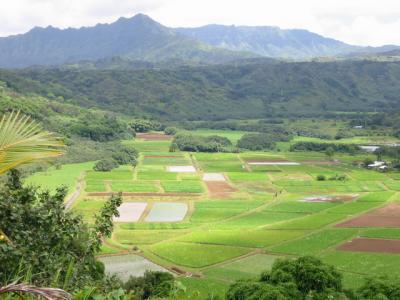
[64,133,400,298]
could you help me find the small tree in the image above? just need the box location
[164,127,178,136]
[325,146,335,160]
[0,170,122,288]
[124,271,175,299]
[227,256,345,300]
[93,159,119,172]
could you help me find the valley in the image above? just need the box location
[26,129,400,299]
[2,6,400,299]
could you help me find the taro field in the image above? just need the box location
[66,132,400,299]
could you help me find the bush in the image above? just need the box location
[69,113,132,142]
[172,133,231,152]
[111,144,138,166]
[206,135,232,147]
[236,133,276,151]
[164,126,178,136]
[329,174,347,181]
[316,175,326,181]
[227,256,344,300]
[124,271,175,300]
[129,119,164,133]
[93,159,119,172]
[290,142,359,154]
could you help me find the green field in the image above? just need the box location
[26,161,95,194]
[63,138,400,298]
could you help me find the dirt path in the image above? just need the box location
[237,154,251,172]
[65,179,83,209]
[188,153,200,171]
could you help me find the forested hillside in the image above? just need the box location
[1,60,400,120]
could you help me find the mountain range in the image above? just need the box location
[1,13,399,68]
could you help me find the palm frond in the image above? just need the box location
[0,111,65,174]
[0,283,72,300]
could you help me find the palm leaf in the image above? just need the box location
[0,111,65,174]
[0,283,72,300]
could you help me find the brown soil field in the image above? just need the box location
[336,203,400,228]
[206,182,236,198]
[136,133,172,141]
[337,238,400,254]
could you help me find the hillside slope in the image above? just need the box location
[2,60,400,120]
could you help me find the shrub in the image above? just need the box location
[227,256,344,300]
[111,144,138,166]
[329,174,347,181]
[237,133,276,151]
[124,271,175,300]
[206,135,232,147]
[290,142,359,154]
[316,175,326,181]
[172,133,230,152]
[69,113,131,142]
[164,127,178,136]
[129,119,164,133]
[93,159,119,172]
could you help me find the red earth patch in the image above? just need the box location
[336,203,400,228]
[205,181,236,198]
[337,238,400,254]
[136,133,172,141]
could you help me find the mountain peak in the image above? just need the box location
[115,14,157,25]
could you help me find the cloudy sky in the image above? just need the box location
[1,0,400,46]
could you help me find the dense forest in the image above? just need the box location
[1,60,400,120]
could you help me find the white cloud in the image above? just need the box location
[1,0,400,46]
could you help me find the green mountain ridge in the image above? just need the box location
[1,13,399,69]
[2,60,400,120]
[0,14,254,68]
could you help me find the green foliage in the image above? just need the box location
[110,144,138,166]
[290,142,359,154]
[92,143,137,172]
[124,271,175,300]
[6,60,400,120]
[164,126,178,135]
[172,133,232,152]
[227,256,345,300]
[236,133,280,151]
[0,110,65,174]
[93,159,119,172]
[0,170,122,289]
[70,113,129,141]
[129,119,164,133]
[356,277,400,300]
